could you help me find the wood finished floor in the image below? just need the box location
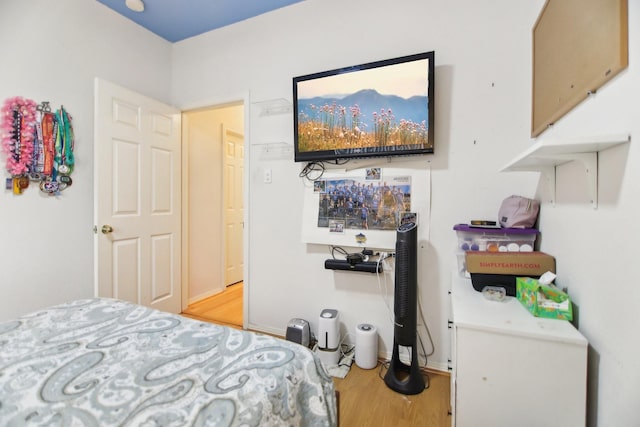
[180,284,451,426]
[334,364,451,427]
[181,282,243,328]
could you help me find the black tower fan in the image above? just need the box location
[384,221,425,394]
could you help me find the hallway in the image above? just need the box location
[181,282,243,328]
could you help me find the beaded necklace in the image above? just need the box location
[1,97,37,176]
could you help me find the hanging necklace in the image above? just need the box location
[1,97,37,176]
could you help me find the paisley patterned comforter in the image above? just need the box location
[0,298,337,426]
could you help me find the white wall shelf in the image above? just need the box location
[500,133,631,209]
[253,141,293,160]
[252,98,292,116]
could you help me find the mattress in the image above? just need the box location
[0,298,337,426]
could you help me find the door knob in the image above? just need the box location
[101,225,114,234]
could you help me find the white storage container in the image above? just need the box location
[453,224,539,276]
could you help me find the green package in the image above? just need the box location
[516,277,573,321]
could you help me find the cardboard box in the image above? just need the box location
[466,252,555,296]
[516,277,573,320]
[465,251,555,276]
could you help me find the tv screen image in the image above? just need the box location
[293,51,434,163]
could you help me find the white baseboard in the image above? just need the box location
[188,289,222,305]
[246,323,286,338]
[378,351,449,373]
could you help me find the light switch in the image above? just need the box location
[264,168,272,184]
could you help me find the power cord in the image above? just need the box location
[329,246,349,259]
[299,158,354,183]
[417,297,435,358]
[329,246,378,264]
[299,161,325,181]
[376,252,396,326]
[337,333,355,369]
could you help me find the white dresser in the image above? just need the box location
[449,273,587,427]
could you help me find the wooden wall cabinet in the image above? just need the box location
[449,273,588,426]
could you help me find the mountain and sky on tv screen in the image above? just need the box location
[295,54,432,153]
[298,89,428,132]
[296,89,429,152]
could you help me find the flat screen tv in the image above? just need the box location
[293,51,434,163]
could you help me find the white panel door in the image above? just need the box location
[94,78,181,313]
[223,126,244,286]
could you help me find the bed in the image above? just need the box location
[0,298,337,426]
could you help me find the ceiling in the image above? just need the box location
[96,0,305,43]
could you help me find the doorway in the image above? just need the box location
[181,103,245,327]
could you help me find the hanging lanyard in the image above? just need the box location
[41,112,55,177]
[56,107,74,175]
[64,109,74,170]
[31,110,45,178]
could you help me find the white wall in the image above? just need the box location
[172,0,541,370]
[531,3,640,425]
[0,0,172,319]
